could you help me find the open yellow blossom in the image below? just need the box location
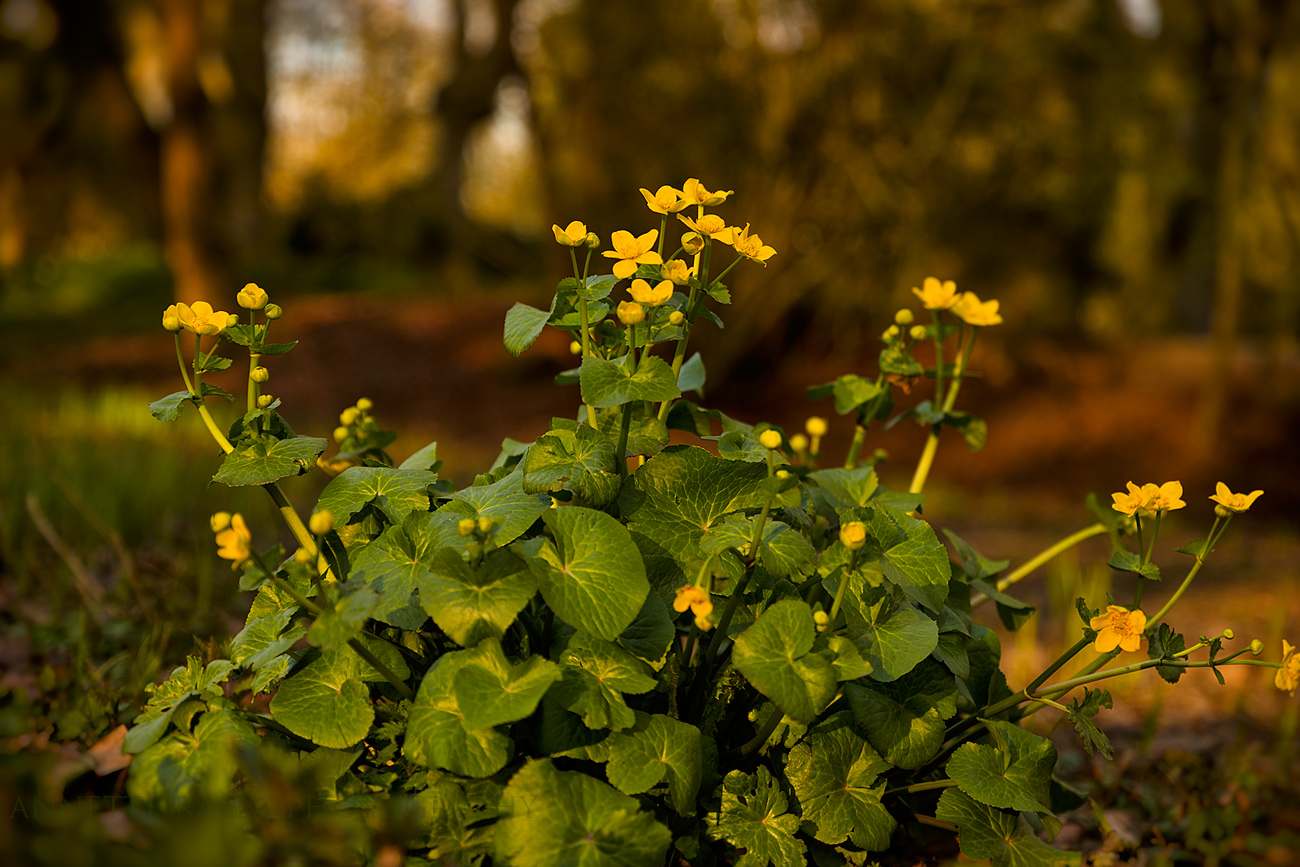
[677,213,733,240]
[1089,605,1147,653]
[1142,481,1186,513]
[1111,481,1149,517]
[1210,482,1263,514]
[678,178,733,207]
[840,521,867,551]
[673,585,713,620]
[602,229,662,279]
[950,291,1003,327]
[661,259,693,285]
[629,278,673,306]
[1276,640,1300,695]
[911,277,960,310]
[215,513,252,569]
[639,185,688,214]
[730,223,777,265]
[552,220,589,247]
[177,301,231,336]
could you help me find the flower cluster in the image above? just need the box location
[1110,480,1186,517]
[911,277,1002,327]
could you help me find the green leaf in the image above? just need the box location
[349,511,459,628]
[552,633,656,731]
[125,706,257,810]
[936,788,1081,867]
[879,345,923,378]
[947,720,1056,813]
[1107,549,1161,581]
[316,466,437,524]
[620,445,770,599]
[943,529,1010,581]
[398,440,440,472]
[405,649,513,777]
[149,390,193,422]
[809,467,879,510]
[944,411,987,452]
[270,654,374,749]
[521,424,620,507]
[1175,537,1213,558]
[785,710,895,850]
[678,351,706,393]
[420,547,538,647]
[606,712,702,816]
[442,467,551,550]
[504,301,554,356]
[970,578,1037,633]
[861,503,950,612]
[707,766,807,867]
[845,658,957,769]
[831,374,884,415]
[1147,622,1186,684]
[518,507,649,641]
[307,581,378,649]
[733,600,837,725]
[452,638,562,730]
[212,435,328,487]
[580,353,681,407]
[1067,688,1114,759]
[616,590,675,663]
[843,591,939,683]
[124,658,236,753]
[699,514,816,580]
[495,759,671,867]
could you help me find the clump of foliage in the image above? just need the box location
[109,182,1284,865]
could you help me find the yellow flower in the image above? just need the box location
[616,300,645,326]
[950,291,1003,327]
[215,513,252,569]
[805,417,828,437]
[629,278,673,306]
[1089,605,1147,653]
[673,585,713,620]
[677,213,733,240]
[552,220,589,247]
[1210,482,1263,514]
[602,229,662,279]
[1275,640,1300,695]
[1143,481,1186,513]
[661,259,693,286]
[639,185,688,214]
[679,178,732,207]
[237,282,268,310]
[729,223,777,265]
[1110,481,1149,517]
[911,277,960,311]
[758,429,783,450]
[681,232,705,255]
[177,301,232,336]
[840,521,867,551]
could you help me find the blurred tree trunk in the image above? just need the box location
[212,0,268,268]
[161,0,225,305]
[428,0,520,251]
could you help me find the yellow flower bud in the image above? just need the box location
[681,232,705,255]
[333,426,350,443]
[162,304,182,332]
[1250,639,1264,655]
[776,469,790,480]
[250,366,270,383]
[694,613,713,632]
[340,407,360,425]
[668,310,685,326]
[477,516,495,534]
[457,517,477,537]
[881,325,900,341]
[789,433,809,454]
[257,394,273,408]
[585,232,600,249]
[813,610,830,627]
[264,303,283,320]
[840,521,867,551]
[237,282,268,310]
[210,511,232,533]
[226,313,240,329]
[805,417,828,437]
[758,429,783,450]
[894,308,914,326]
[569,340,583,355]
[1223,628,1235,640]
[355,398,373,412]
[294,546,315,565]
[909,324,928,341]
[309,510,335,535]
[617,301,645,326]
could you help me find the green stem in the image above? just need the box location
[829,549,861,625]
[844,423,867,469]
[345,636,416,701]
[886,779,959,797]
[248,352,262,414]
[616,401,633,480]
[931,309,946,408]
[908,430,940,496]
[971,523,1106,610]
[571,247,599,429]
[738,706,785,757]
[1147,515,1226,626]
[174,334,196,395]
